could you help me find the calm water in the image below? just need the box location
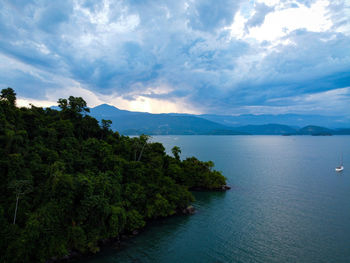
[78,136,350,263]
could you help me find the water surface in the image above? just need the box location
[77,136,350,263]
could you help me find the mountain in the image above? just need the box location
[199,114,350,129]
[236,124,298,135]
[298,125,334,136]
[89,103,139,116]
[90,104,244,135]
[234,124,350,135]
[87,104,350,135]
[334,128,350,135]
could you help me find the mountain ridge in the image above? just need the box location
[55,104,350,135]
[89,105,245,135]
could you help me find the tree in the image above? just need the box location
[171,146,181,160]
[0,87,16,106]
[8,180,33,224]
[132,134,150,161]
[137,134,150,161]
[101,119,112,130]
[57,98,68,110]
[57,96,90,116]
[68,96,90,113]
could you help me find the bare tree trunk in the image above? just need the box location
[13,195,19,224]
[137,143,147,161]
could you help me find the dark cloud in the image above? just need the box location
[0,0,349,115]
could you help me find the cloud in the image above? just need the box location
[245,3,274,33]
[258,87,350,115]
[17,82,201,114]
[244,0,333,42]
[0,0,349,117]
[36,1,73,33]
[188,0,241,32]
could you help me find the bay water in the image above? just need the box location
[77,136,350,263]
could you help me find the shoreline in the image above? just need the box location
[47,186,231,263]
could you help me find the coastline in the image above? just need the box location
[47,186,231,263]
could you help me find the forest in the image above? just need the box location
[0,88,227,263]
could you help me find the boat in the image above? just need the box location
[335,165,344,172]
[335,153,344,172]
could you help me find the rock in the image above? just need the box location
[221,185,231,191]
[182,205,195,215]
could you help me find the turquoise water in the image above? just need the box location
[78,136,350,263]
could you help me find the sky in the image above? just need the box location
[0,0,349,115]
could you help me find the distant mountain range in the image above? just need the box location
[197,113,350,129]
[86,104,350,135]
[89,104,244,135]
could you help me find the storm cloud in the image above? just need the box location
[0,0,349,115]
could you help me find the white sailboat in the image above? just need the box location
[335,153,344,172]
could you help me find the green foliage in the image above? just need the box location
[171,146,181,160]
[0,88,226,263]
[1,87,16,106]
[101,119,112,130]
[125,210,145,232]
[181,158,226,189]
[108,206,126,237]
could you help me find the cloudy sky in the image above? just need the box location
[1,0,349,115]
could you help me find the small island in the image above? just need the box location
[0,88,228,263]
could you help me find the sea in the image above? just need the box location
[76,135,350,263]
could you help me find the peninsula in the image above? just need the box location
[0,88,227,263]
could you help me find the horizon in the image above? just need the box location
[1,0,350,116]
[36,102,349,118]
[46,100,350,129]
